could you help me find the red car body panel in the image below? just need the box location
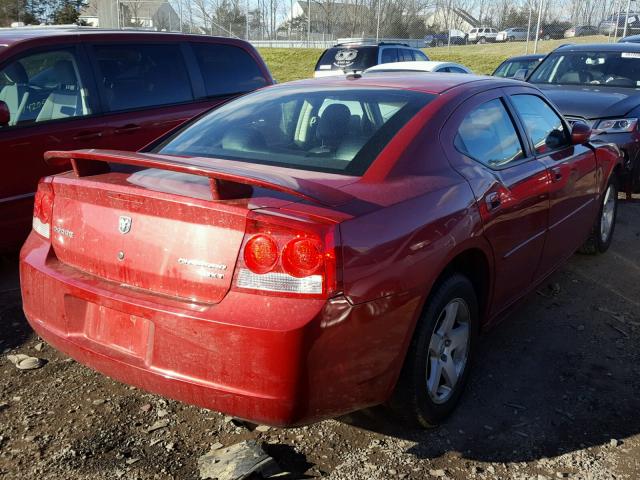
[20,75,621,425]
[0,29,273,251]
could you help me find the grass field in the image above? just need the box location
[259,34,613,83]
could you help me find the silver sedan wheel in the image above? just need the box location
[426,298,470,404]
[600,184,616,243]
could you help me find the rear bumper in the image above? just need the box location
[20,234,421,426]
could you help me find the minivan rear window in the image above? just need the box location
[154,87,433,176]
[315,47,377,72]
[191,43,268,97]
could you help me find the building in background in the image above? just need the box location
[80,0,180,30]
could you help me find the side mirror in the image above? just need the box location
[571,120,592,145]
[0,101,9,127]
[512,69,529,81]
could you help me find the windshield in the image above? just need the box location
[154,87,433,176]
[529,51,640,88]
[315,47,378,72]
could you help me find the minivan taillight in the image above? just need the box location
[32,180,54,239]
[234,212,340,297]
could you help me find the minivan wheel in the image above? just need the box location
[390,274,478,428]
[579,175,618,255]
[437,40,445,47]
[478,37,486,44]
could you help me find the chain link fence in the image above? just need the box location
[75,0,640,57]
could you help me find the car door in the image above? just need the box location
[443,89,551,316]
[85,41,211,152]
[508,90,598,277]
[0,44,107,250]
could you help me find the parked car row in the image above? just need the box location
[2,28,631,430]
[425,21,601,47]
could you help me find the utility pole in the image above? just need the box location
[307,0,311,46]
[525,4,533,54]
[615,0,623,40]
[533,0,543,54]
[623,0,632,37]
[375,0,381,42]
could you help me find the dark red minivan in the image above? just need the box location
[0,28,273,251]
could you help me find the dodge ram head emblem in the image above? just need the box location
[118,216,132,234]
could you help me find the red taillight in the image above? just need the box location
[32,180,54,239]
[282,238,323,277]
[234,211,340,297]
[244,234,278,274]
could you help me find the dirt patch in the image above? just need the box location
[1,200,640,480]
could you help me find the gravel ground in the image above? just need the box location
[1,198,639,480]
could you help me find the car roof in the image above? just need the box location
[284,72,514,94]
[365,61,464,72]
[504,54,546,61]
[554,42,640,53]
[0,27,242,48]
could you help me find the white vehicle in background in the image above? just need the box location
[496,27,530,42]
[364,61,472,74]
[467,27,498,44]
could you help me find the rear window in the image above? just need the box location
[154,87,433,176]
[315,47,377,72]
[191,43,268,97]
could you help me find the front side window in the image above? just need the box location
[455,98,524,168]
[415,51,428,61]
[529,50,640,88]
[93,43,193,112]
[154,87,433,175]
[191,43,268,97]
[510,94,568,154]
[0,48,91,127]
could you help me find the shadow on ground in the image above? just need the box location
[340,199,640,464]
[0,254,30,351]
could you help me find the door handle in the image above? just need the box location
[72,131,103,141]
[114,124,141,134]
[485,192,501,211]
[551,166,563,182]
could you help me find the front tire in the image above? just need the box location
[390,274,478,428]
[579,175,618,254]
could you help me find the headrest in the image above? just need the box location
[2,62,28,84]
[317,103,351,145]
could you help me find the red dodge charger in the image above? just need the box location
[20,73,621,427]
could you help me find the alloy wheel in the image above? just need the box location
[426,298,470,404]
[600,184,616,243]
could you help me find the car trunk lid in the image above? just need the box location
[46,149,355,304]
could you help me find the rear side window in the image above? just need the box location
[380,48,399,63]
[510,94,569,154]
[93,43,192,112]
[191,43,268,97]
[455,98,524,168]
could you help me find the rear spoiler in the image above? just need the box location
[44,149,354,207]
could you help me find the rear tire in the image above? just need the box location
[390,274,478,428]
[478,37,486,44]
[579,175,618,255]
